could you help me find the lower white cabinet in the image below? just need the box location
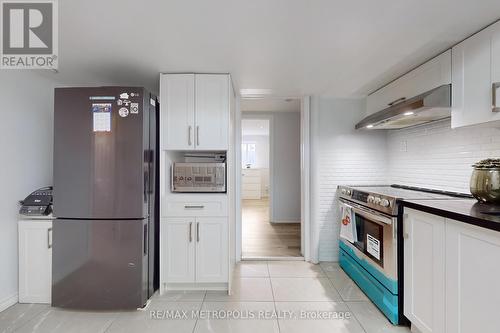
[196,217,228,282]
[18,219,53,304]
[403,209,445,333]
[164,218,196,283]
[242,169,261,200]
[163,217,228,284]
[404,209,500,333]
[445,220,500,333]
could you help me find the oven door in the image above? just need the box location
[339,198,398,280]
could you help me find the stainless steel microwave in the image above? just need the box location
[172,162,226,193]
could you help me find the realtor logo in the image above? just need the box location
[1,0,58,69]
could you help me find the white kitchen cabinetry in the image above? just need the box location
[163,217,228,285]
[366,50,451,115]
[18,219,53,304]
[445,220,500,333]
[194,75,229,150]
[164,218,195,283]
[403,209,445,333]
[452,21,500,128]
[160,73,229,150]
[241,169,262,200]
[160,74,195,150]
[195,217,228,283]
[404,208,500,333]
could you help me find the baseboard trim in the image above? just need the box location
[270,220,300,224]
[0,293,18,312]
[242,256,305,261]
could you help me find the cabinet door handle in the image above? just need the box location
[47,227,52,249]
[196,126,200,146]
[403,214,409,239]
[493,82,500,112]
[388,97,406,106]
[196,222,200,242]
[188,126,192,146]
[184,205,204,209]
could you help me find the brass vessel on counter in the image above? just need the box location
[470,159,500,203]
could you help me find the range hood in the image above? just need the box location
[356,84,451,130]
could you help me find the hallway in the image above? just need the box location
[242,199,301,258]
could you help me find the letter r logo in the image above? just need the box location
[2,2,53,54]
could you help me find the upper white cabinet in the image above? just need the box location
[367,50,451,115]
[195,75,230,150]
[452,21,500,128]
[160,73,230,150]
[403,209,445,333]
[18,219,53,304]
[160,74,195,150]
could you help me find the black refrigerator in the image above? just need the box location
[52,87,159,310]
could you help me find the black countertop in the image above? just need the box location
[401,198,500,232]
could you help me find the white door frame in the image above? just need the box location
[234,96,311,261]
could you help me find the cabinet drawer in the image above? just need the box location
[242,176,261,185]
[242,183,261,191]
[242,169,260,177]
[164,196,228,217]
[242,190,261,200]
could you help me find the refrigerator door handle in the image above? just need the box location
[144,224,148,255]
[196,126,200,146]
[188,126,192,146]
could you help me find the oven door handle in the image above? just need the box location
[339,198,394,225]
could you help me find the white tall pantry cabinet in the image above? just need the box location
[159,73,234,292]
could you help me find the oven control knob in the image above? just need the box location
[367,195,375,203]
[341,189,346,195]
[374,197,381,205]
[380,199,390,207]
[346,190,352,196]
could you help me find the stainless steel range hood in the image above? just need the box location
[356,84,451,130]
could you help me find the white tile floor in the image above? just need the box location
[0,262,411,333]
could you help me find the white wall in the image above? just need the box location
[0,72,55,310]
[241,134,269,169]
[310,97,387,262]
[387,119,500,193]
[242,111,301,223]
[272,112,301,222]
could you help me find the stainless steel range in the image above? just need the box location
[337,184,470,325]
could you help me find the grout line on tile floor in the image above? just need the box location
[192,292,207,333]
[266,261,282,333]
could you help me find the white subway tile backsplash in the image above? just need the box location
[387,118,500,193]
[317,112,500,261]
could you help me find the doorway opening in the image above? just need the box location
[240,98,302,258]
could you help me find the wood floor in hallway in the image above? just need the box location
[242,198,301,258]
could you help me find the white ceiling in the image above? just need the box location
[242,119,270,136]
[241,98,300,112]
[40,0,500,97]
